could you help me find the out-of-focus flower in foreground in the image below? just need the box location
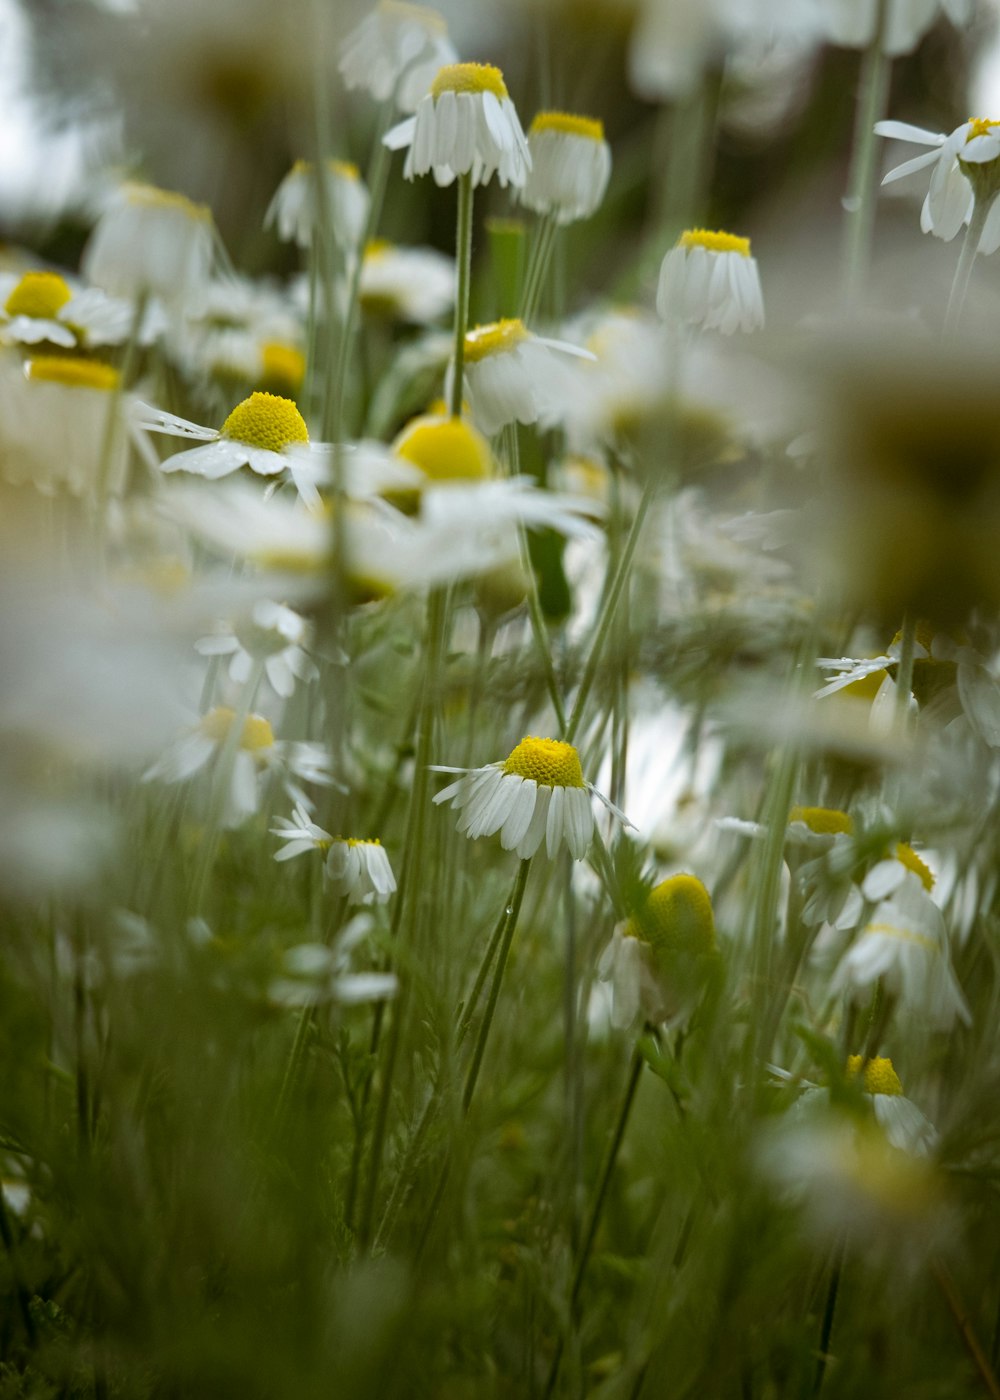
[83,182,216,314]
[339,0,458,113]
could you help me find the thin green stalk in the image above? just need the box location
[945,195,994,338]
[273,896,349,1131]
[520,212,558,323]
[565,476,655,745]
[462,858,532,1113]
[841,0,892,303]
[356,588,448,1244]
[450,172,475,418]
[813,1236,845,1394]
[933,1259,1000,1400]
[893,610,917,729]
[189,657,266,914]
[544,1044,645,1398]
[502,423,567,731]
[457,881,520,1049]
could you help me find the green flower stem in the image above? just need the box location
[457,880,520,1049]
[520,212,558,323]
[933,1258,1000,1400]
[356,586,448,1245]
[95,289,148,545]
[544,1042,646,1399]
[813,1235,846,1395]
[502,423,568,731]
[462,857,532,1113]
[189,657,267,916]
[450,172,475,418]
[894,610,917,728]
[272,895,349,1133]
[565,476,655,746]
[840,0,892,303]
[944,194,995,338]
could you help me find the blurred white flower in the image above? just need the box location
[657,229,764,335]
[520,111,612,225]
[195,600,317,700]
[339,1,459,112]
[269,914,398,1008]
[359,240,455,323]
[82,182,216,313]
[384,61,530,188]
[820,0,958,56]
[265,160,370,252]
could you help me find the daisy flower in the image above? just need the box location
[520,111,612,225]
[432,735,632,861]
[876,116,1000,250]
[82,182,215,313]
[832,879,971,1030]
[134,390,320,482]
[0,270,77,348]
[845,1055,938,1156]
[265,159,370,252]
[448,317,594,437]
[271,804,397,903]
[359,240,455,323]
[339,0,458,113]
[195,599,317,700]
[0,354,152,498]
[269,920,398,1009]
[143,706,279,827]
[657,228,765,335]
[392,410,493,488]
[383,62,531,189]
[597,873,716,1030]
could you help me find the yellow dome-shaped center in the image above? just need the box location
[847,1055,904,1097]
[5,271,73,320]
[221,391,309,452]
[394,415,492,482]
[679,228,751,257]
[788,805,854,836]
[530,111,605,143]
[464,318,529,363]
[431,62,508,100]
[894,843,934,891]
[629,874,716,956]
[502,737,585,788]
[27,356,120,392]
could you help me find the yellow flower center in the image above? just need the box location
[365,238,394,259]
[4,271,73,320]
[502,737,585,788]
[26,356,120,392]
[966,117,1000,141]
[464,318,529,363]
[788,805,853,836]
[335,836,382,847]
[530,111,605,143]
[379,0,447,33]
[221,391,309,452]
[394,415,492,481]
[629,874,716,956]
[679,228,751,257]
[328,159,360,182]
[894,843,934,892]
[123,183,210,223]
[431,62,508,101]
[847,1055,904,1097]
[199,707,275,752]
[260,342,305,395]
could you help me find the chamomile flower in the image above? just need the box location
[448,317,594,437]
[0,269,165,354]
[143,706,279,827]
[271,804,397,903]
[383,62,531,189]
[134,390,318,481]
[876,117,1000,250]
[339,1,458,113]
[265,160,370,252]
[657,229,765,335]
[598,873,717,1030]
[195,600,317,700]
[520,111,612,225]
[832,879,971,1030]
[269,919,398,1008]
[0,355,151,498]
[82,182,215,313]
[432,736,632,861]
[359,240,455,323]
[0,270,77,348]
[392,411,493,490]
[845,1055,938,1155]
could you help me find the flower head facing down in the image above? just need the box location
[876,117,1000,252]
[657,228,764,335]
[450,317,594,437]
[520,111,612,225]
[265,159,370,251]
[339,1,458,113]
[271,804,396,904]
[432,736,631,861]
[82,182,215,312]
[383,62,531,189]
